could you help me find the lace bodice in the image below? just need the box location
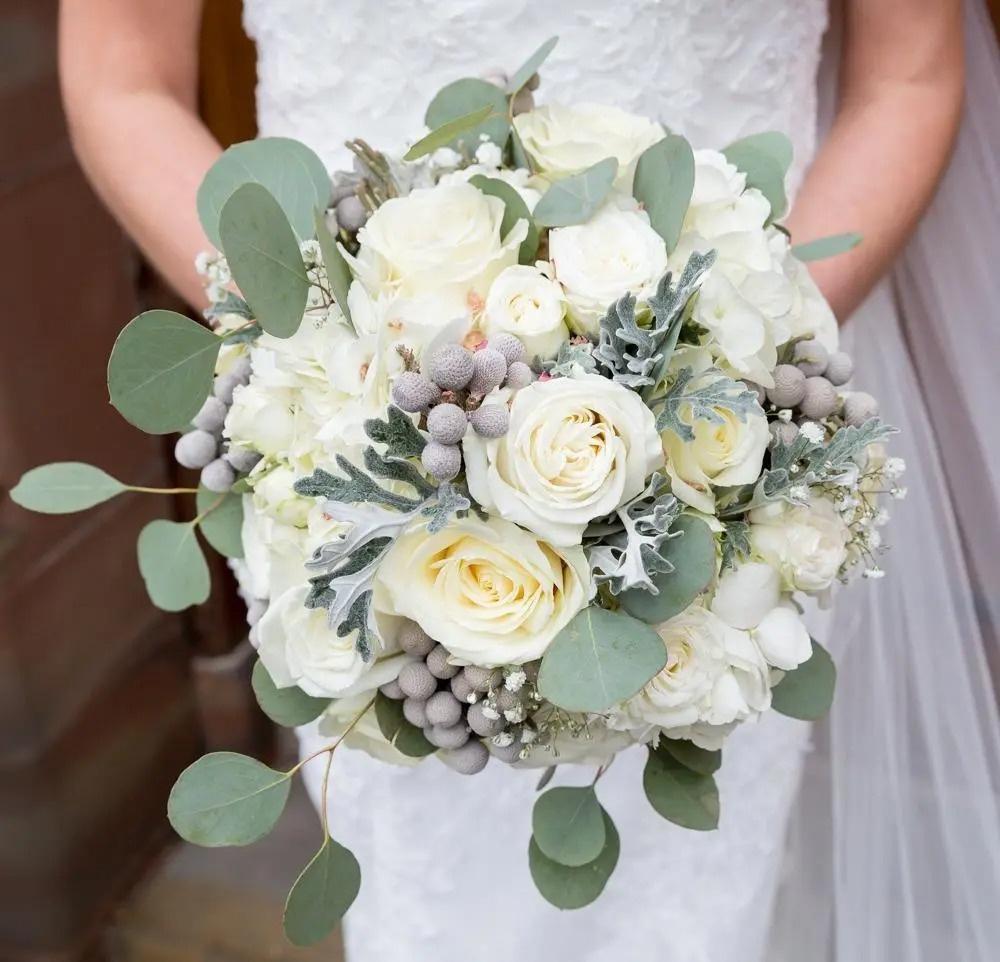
[244,0,828,191]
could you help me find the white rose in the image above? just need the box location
[550,204,667,335]
[375,514,592,667]
[684,150,770,238]
[344,182,526,305]
[256,584,402,698]
[483,264,569,360]
[225,380,298,458]
[250,463,311,527]
[750,497,851,593]
[513,103,664,187]
[464,374,664,546]
[660,366,769,514]
[778,245,840,352]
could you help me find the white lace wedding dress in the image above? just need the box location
[242,2,1000,960]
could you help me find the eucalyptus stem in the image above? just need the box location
[126,485,200,496]
[190,493,226,528]
[287,695,377,777]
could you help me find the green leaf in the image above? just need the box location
[136,519,211,611]
[363,405,427,460]
[167,752,291,847]
[374,692,436,757]
[424,79,510,155]
[771,638,836,720]
[619,515,716,624]
[507,36,559,94]
[643,744,720,831]
[404,105,494,161]
[251,660,330,728]
[791,232,862,262]
[528,810,619,910]
[532,786,606,867]
[537,605,667,714]
[314,209,354,331]
[510,125,533,172]
[197,137,331,249]
[284,837,361,946]
[659,738,722,776]
[219,183,310,339]
[722,132,792,221]
[533,158,618,228]
[107,309,221,434]
[196,485,244,559]
[10,462,126,514]
[469,174,539,265]
[633,134,695,252]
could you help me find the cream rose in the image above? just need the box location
[750,497,851,593]
[464,374,664,546]
[549,204,668,335]
[483,264,569,360]
[513,103,664,187]
[375,514,591,666]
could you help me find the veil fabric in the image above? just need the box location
[771,3,1000,958]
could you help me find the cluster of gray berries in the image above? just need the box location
[759,338,878,445]
[173,358,261,492]
[391,333,535,482]
[379,621,541,775]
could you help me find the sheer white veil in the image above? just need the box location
[770,3,1000,958]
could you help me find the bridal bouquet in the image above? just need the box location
[12,38,902,944]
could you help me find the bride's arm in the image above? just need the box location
[59,0,220,308]
[785,0,964,321]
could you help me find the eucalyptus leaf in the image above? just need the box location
[404,106,494,161]
[10,462,126,514]
[424,79,510,155]
[167,752,291,847]
[643,744,720,831]
[374,692,437,757]
[469,175,539,264]
[532,786,606,867]
[791,232,862,262]
[659,738,722,776]
[136,519,211,611]
[219,183,310,339]
[528,811,620,910]
[284,838,361,946]
[314,209,354,331]
[251,660,330,727]
[510,125,533,172]
[633,134,695,252]
[771,638,836,720]
[107,310,221,434]
[533,158,618,228]
[722,132,793,221]
[507,36,559,94]
[196,485,244,558]
[197,137,331,248]
[619,515,716,624]
[537,605,667,714]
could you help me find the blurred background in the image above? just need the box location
[1,2,999,961]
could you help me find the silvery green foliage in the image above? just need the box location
[586,473,682,595]
[364,405,427,460]
[720,521,751,571]
[593,251,716,391]
[420,482,471,534]
[540,340,598,378]
[655,367,760,442]
[204,291,253,322]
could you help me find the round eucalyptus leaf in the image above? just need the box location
[791,232,862,262]
[771,638,836,720]
[533,157,619,228]
[528,811,620,910]
[219,184,310,339]
[404,106,494,162]
[107,310,221,435]
[659,738,722,776]
[425,78,510,154]
[374,692,436,757]
[283,838,361,946]
[643,744,720,831]
[197,137,330,248]
[196,485,244,559]
[532,786,606,867]
[537,605,667,714]
[633,134,695,252]
[167,752,291,847]
[10,462,126,514]
[251,660,330,728]
[620,515,716,625]
[722,131,792,221]
[469,175,539,264]
[507,36,559,94]
[136,519,210,612]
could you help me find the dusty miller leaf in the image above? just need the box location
[540,340,598,378]
[655,367,760,443]
[204,291,253,322]
[720,521,751,571]
[363,405,427,460]
[294,455,423,511]
[420,482,471,534]
[363,446,437,500]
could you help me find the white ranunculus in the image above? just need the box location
[549,204,667,335]
[375,514,592,667]
[750,497,851,593]
[684,149,771,238]
[464,374,664,546]
[513,103,664,187]
[660,362,769,515]
[483,264,569,360]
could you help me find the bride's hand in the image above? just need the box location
[785,0,964,322]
